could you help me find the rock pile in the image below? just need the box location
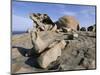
[27,13,82,69]
[12,13,96,74]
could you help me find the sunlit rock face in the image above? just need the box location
[55,15,80,31]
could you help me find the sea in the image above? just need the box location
[12,31,26,35]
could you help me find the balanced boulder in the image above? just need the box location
[55,16,80,31]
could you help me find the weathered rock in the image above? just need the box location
[77,31,96,38]
[51,24,57,31]
[12,33,33,49]
[30,13,57,31]
[12,13,96,73]
[16,67,34,73]
[55,16,80,31]
[59,32,96,70]
[31,31,68,53]
[31,31,49,53]
[38,40,66,69]
[87,24,96,32]
[31,31,57,53]
[80,27,86,31]
[73,33,79,39]
[62,27,73,32]
[12,63,21,73]
[12,31,96,73]
[12,31,74,54]
[31,30,95,55]
[30,13,54,25]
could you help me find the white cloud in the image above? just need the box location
[55,5,77,16]
[79,8,95,16]
[61,11,76,16]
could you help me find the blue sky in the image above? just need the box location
[12,0,96,31]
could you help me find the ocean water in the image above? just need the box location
[12,31,26,35]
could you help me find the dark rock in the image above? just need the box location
[80,27,86,31]
[87,24,96,32]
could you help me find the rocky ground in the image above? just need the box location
[12,31,96,74]
[11,13,96,74]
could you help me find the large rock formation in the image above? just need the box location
[30,13,57,31]
[12,13,96,74]
[55,16,80,31]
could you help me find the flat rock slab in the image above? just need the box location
[12,33,33,49]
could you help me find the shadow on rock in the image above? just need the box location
[12,46,31,57]
[25,56,41,69]
[12,46,41,69]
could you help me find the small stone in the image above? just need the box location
[62,27,72,32]
[73,33,78,38]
